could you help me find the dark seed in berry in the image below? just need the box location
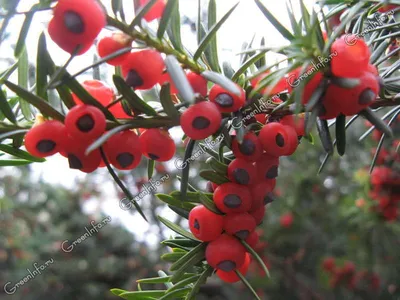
[358,88,376,105]
[125,70,144,88]
[215,94,234,107]
[264,192,276,204]
[68,154,83,169]
[64,11,85,34]
[192,116,211,129]
[193,219,200,230]
[275,133,285,147]
[148,153,160,160]
[266,166,278,179]
[116,153,134,168]
[36,140,56,153]
[235,230,250,240]
[77,114,95,132]
[217,260,236,272]
[233,168,250,185]
[223,195,242,208]
[239,139,255,155]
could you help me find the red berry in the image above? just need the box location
[63,135,101,173]
[255,114,267,124]
[232,132,263,162]
[280,212,294,228]
[223,213,256,240]
[244,231,259,249]
[216,253,251,283]
[187,72,208,97]
[251,72,287,96]
[337,72,379,116]
[322,257,336,273]
[378,4,398,13]
[259,122,290,156]
[213,183,252,214]
[330,35,370,78]
[180,101,221,140]
[49,0,106,55]
[188,205,224,241]
[139,129,175,161]
[250,206,265,225]
[280,115,305,136]
[287,68,323,105]
[367,64,378,76]
[256,154,279,181]
[97,32,132,66]
[282,125,299,156]
[227,158,257,185]
[72,80,130,119]
[65,105,106,141]
[209,84,246,113]
[343,261,355,274]
[121,50,164,90]
[249,180,276,211]
[139,0,167,22]
[24,120,65,158]
[320,85,342,120]
[103,130,142,170]
[205,234,247,272]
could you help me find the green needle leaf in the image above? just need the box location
[15,5,36,57]
[359,107,393,138]
[17,47,32,120]
[129,0,159,29]
[158,216,199,241]
[160,84,181,121]
[157,0,179,39]
[166,0,182,51]
[335,114,346,156]
[316,118,334,154]
[4,80,64,122]
[185,266,213,300]
[199,170,230,185]
[113,75,158,116]
[180,139,196,202]
[193,3,239,60]
[0,89,16,123]
[235,270,261,300]
[254,0,294,41]
[165,55,195,103]
[240,240,270,278]
[147,159,155,180]
[201,70,241,96]
[0,144,45,162]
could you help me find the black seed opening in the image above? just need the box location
[36,140,56,153]
[235,230,250,240]
[64,11,85,34]
[193,219,200,230]
[68,154,83,170]
[217,260,236,272]
[77,114,95,132]
[266,166,278,179]
[275,133,285,147]
[215,93,234,107]
[358,88,376,105]
[223,194,242,208]
[192,116,210,129]
[117,153,134,168]
[233,168,250,185]
[239,139,255,155]
[264,192,276,205]
[125,70,144,88]
[148,153,159,160]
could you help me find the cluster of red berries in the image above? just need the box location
[186,108,306,282]
[361,118,400,221]
[24,79,176,172]
[322,257,380,291]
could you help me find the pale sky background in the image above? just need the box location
[1,0,314,246]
